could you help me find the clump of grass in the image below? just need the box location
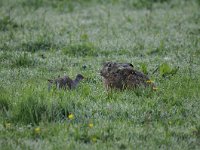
[14,89,48,125]
[126,0,171,9]
[13,86,83,124]
[21,0,44,10]
[20,0,95,12]
[47,99,72,122]
[197,0,200,5]
[50,0,76,12]
[73,126,93,143]
[140,63,148,75]
[21,41,55,52]
[63,42,127,57]
[99,49,131,56]
[133,86,155,98]
[0,87,10,112]
[20,32,57,52]
[0,52,12,61]
[70,122,115,144]
[159,63,179,77]
[0,15,18,31]
[62,42,97,57]
[12,53,34,67]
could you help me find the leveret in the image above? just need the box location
[100,62,155,90]
[48,74,84,90]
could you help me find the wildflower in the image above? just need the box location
[68,114,74,120]
[153,87,158,91]
[88,123,94,128]
[34,127,41,134]
[146,80,153,84]
[5,123,11,129]
[91,137,97,143]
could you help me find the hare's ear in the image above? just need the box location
[102,61,112,66]
[122,63,133,68]
[128,63,134,68]
[102,62,107,66]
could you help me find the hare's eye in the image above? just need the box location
[108,63,112,67]
[129,63,133,67]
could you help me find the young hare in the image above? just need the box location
[48,74,84,90]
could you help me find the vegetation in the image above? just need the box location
[0,0,200,149]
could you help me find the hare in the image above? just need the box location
[48,74,84,90]
[100,62,155,90]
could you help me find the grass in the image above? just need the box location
[0,0,200,149]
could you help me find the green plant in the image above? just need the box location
[0,87,10,112]
[0,15,18,31]
[62,43,97,57]
[14,92,48,124]
[12,53,34,67]
[140,63,148,75]
[159,63,179,77]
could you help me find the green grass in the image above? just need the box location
[0,0,200,149]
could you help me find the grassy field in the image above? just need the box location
[0,0,200,149]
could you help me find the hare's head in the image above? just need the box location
[100,62,133,78]
[76,74,84,81]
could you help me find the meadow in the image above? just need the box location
[0,0,200,149]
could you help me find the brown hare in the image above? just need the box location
[48,74,84,90]
[100,62,155,90]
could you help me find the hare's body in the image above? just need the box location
[100,62,154,90]
[48,74,84,90]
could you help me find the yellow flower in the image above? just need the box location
[153,87,158,91]
[88,123,94,128]
[146,80,153,84]
[68,114,74,120]
[92,137,97,142]
[34,127,41,134]
[5,123,11,129]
